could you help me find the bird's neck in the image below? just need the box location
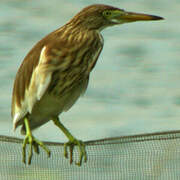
[56,23,102,48]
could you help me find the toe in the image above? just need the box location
[22,135,50,165]
[22,137,28,164]
[64,139,87,166]
[75,140,87,166]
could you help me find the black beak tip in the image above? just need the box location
[152,15,164,20]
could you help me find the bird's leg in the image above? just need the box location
[52,117,87,166]
[22,117,51,165]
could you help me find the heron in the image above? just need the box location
[11,4,163,166]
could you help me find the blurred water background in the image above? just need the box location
[0,0,180,142]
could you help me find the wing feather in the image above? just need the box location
[12,46,53,130]
[26,46,52,113]
[11,28,102,130]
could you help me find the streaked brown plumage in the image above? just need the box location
[11,4,163,165]
[12,27,102,131]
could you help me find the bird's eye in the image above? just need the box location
[106,12,111,15]
[103,11,112,17]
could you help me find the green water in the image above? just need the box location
[0,0,180,142]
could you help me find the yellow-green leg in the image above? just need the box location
[22,117,51,165]
[52,117,87,166]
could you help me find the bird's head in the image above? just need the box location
[69,4,164,31]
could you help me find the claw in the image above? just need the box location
[69,144,74,164]
[64,139,87,166]
[64,143,68,159]
[28,136,33,165]
[52,117,87,166]
[22,134,51,165]
[22,137,28,164]
[75,141,87,166]
[33,142,40,154]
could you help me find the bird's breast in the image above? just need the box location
[48,34,103,97]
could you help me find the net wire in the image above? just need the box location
[0,130,180,180]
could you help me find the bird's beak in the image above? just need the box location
[115,10,164,23]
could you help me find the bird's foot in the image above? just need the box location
[64,139,87,166]
[22,134,51,165]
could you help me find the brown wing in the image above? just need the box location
[11,41,45,127]
[12,43,63,129]
[11,28,64,127]
[11,30,81,129]
[12,26,103,129]
[12,43,42,111]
